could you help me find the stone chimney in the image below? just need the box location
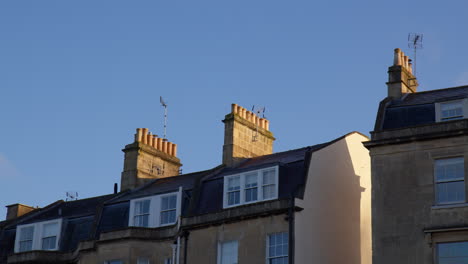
[121,128,182,191]
[6,204,36,221]
[387,48,418,98]
[222,104,275,167]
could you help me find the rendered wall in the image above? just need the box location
[295,133,371,264]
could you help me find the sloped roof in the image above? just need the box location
[381,85,468,130]
[0,132,362,259]
[390,85,468,107]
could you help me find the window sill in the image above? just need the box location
[432,203,468,210]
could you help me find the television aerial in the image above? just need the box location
[160,96,168,140]
[408,33,423,75]
[251,105,266,142]
[65,191,78,201]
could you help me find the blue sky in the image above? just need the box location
[1,0,468,219]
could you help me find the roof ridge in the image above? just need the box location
[409,85,468,95]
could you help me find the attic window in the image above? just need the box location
[129,190,181,228]
[14,219,62,253]
[223,166,279,208]
[436,100,465,122]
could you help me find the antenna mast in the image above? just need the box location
[251,105,265,142]
[160,96,168,140]
[408,33,423,75]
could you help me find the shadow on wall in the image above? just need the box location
[295,136,369,264]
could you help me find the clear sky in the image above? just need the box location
[1,0,468,220]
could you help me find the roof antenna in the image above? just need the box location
[408,33,423,75]
[160,96,168,140]
[65,191,78,201]
[251,105,266,142]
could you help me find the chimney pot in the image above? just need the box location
[167,142,173,156]
[393,48,402,66]
[172,144,177,157]
[136,128,143,142]
[232,104,238,114]
[142,128,148,144]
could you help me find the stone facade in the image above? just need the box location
[366,48,468,263]
[121,128,182,191]
[222,104,275,167]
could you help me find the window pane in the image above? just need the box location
[436,158,464,181]
[438,242,468,264]
[437,181,465,204]
[162,195,177,211]
[220,240,238,264]
[245,188,258,202]
[228,176,240,190]
[135,200,150,215]
[245,173,258,187]
[105,260,123,264]
[42,236,57,250]
[20,226,34,240]
[137,257,150,264]
[441,101,463,120]
[18,226,34,252]
[228,191,240,205]
[263,185,276,199]
[19,241,32,252]
[42,222,58,237]
[268,232,288,258]
[263,170,275,185]
[135,214,149,227]
[435,158,465,204]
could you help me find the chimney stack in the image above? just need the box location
[387,48,418,98]
[222,104,275,167]
[121,128,182,191]
[6,204,36,221]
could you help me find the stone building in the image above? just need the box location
[0,104,371,264]
[365,48,468,263]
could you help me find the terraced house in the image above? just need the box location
[0,104,371,264]
[365,48,468,263]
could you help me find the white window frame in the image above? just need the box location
[217,240,238,264]
[435,99,468,122]
[223,166,279,209]
[159,193,178,226]
[133,199,151,227]
[14,218,63,253]
[266,232,288,264]
[129,189,182,228]
[434,157,466,205]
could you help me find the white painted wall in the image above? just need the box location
[295,132,371,264]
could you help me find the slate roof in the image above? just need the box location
[381,85,468,130]
[0,132,358,262]
[0,194,117,258]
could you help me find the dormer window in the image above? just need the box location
[14,219,62,253]
[436,100,466,122]
[441,101,463,120]
[129,191,181,228]
[223,166,279,208]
